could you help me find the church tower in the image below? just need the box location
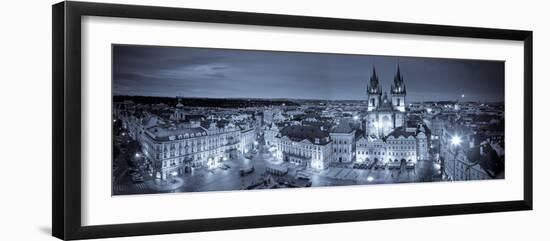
[391,65,406,112]
[171,96,186,121]
[367,66,382,111]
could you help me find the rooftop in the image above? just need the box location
[146,125,207,141]
[386,126,416,139]
[465,143,505,178]
[331,121,354,134]
[280,125,331,145]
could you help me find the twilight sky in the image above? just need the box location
[113,44,504,102]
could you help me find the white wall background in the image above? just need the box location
[0,0,547,240]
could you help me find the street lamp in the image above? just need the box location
[451,135,462,146]
[448,134,463,181]
[207,158,215,169]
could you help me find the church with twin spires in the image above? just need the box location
[365,66,407,137]
[354,65,430,165]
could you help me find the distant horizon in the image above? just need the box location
[113,94,504,103]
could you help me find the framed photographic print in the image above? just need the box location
[52,1,533,240]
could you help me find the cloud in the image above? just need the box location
[112,45,504,101]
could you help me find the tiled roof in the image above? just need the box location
[331,121,354,134]
[141,116,159,128]
[200,119,230,129]
[280,125,330,145]
[465,144,504,178]
[474,114,498,123]
[387,127,416,138]
[146,125,207,141]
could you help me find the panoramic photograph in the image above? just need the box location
[111,44,505,196]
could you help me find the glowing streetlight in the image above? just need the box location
[353,115,359,121]
[367,176,374,182]
[451,135,462,146]
[207,158,216,169]
[135,153,141,158]
[448,134,462,181]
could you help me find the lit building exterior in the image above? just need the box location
[263,123,280,148]
[170,97,186,121]
[365,66,406,137]
[447,150,491,181]
[355,136,369,163]
[355,135,386,163]
[275,125,332,170]
[239,125,256,154]
[352,66,430,165]
[329,121,356,163]
[385,128,418,163]
[267,66,432,168]
[439,123,503,181]
[122,65,434,177]
[140,121,242,180]
[415,125,430,160]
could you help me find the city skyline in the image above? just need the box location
[112,44,505,195]
[113,45,505,102]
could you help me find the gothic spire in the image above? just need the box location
[395,65,403,84]
[367,66,382,95]
[391,65,406,94]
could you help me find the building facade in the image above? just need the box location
[139,120,244,180]
[263,123,280,148]
[439,123,502,181]
[329,121,356,163]
[355,136,387,163]
[239,125,256,154]
[385,128,418,163]
[365,66,407,137]
[353,66,429,165]
[275,125,333,170]
[267,66,431,168]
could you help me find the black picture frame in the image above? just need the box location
[52,1,533,240]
